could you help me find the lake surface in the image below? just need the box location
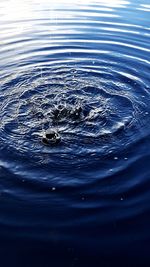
[0,0,150,266]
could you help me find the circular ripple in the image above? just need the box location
[0,1,150,257]
[0,0,150,183]
[0,65,149,168]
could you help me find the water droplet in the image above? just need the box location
[52,187,56,191]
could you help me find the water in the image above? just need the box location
[0,0,150,266]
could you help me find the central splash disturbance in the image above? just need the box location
[0,65,147,165]
[33,85,134,147]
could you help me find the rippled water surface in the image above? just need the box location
[0,0,150,266]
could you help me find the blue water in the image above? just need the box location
[0,0,150,266]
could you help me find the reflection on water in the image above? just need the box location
[0,0,150,266]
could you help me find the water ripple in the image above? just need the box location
[0,0,150,259]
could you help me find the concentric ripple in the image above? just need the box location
[0,63,149,167]
[0,0,149,175]
[0,0,150,262]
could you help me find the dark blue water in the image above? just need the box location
[0,0,150,266]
